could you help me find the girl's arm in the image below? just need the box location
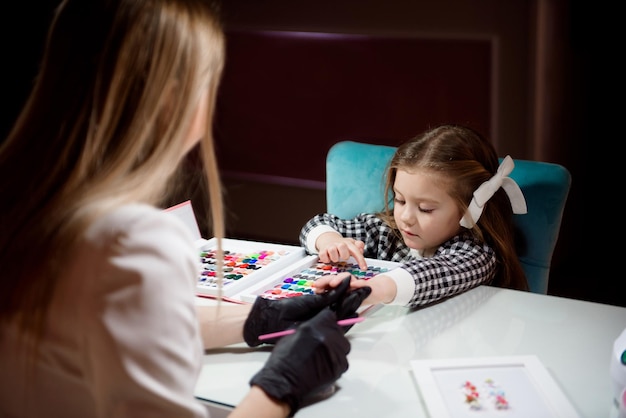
[314,234,497,309]
[313,272,397,306]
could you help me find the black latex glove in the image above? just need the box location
[249,308,350,416]
[244,276,371,346]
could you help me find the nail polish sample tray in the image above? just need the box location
[195,237,306,297]
[165,200,399,301]
[235,255,401,303]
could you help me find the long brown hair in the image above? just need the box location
[0,0,226,344]
[381,124,528,290]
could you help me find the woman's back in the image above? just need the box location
[0,204,208,418]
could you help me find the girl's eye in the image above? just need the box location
[394,197,405,205]
[418,207,434,213]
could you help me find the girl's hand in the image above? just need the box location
[316,232,367,269]
[313,273,397,306]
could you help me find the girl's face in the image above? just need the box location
[393,168,463,253]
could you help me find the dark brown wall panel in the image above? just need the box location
[214,30,492,184]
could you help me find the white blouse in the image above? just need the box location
[0,204,209,417]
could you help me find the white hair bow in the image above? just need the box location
[460,155,527,228]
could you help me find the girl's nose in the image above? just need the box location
[399,206,415,225]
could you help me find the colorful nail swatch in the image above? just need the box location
[198,248,291,289]
[258,260,393,300]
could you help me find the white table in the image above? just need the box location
[194,286,626,417]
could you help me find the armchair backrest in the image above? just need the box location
[326,141,571,294]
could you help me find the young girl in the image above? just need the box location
[0,1,368,417]
[300,124,529,308]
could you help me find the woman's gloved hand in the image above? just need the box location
[243,276,371,346]
[249,308,350,417]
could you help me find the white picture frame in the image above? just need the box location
[410,355,580,418]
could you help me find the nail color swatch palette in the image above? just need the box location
[195,238,305,297]
[237,255,401,303]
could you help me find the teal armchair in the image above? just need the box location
[326,141,571,294]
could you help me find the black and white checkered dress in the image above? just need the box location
[299,212,496,308]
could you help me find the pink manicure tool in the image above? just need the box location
[258,316,365,341]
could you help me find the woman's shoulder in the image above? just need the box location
[87,203,195,244]
[90,203,186,231]
[82,203,199,278]
[67,203,200,310]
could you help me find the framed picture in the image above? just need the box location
[410,355,580,418]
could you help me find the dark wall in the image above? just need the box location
[213,1,601,306]
[1,2,61,139]
[2,2,611,307]
[215,30,493,182]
